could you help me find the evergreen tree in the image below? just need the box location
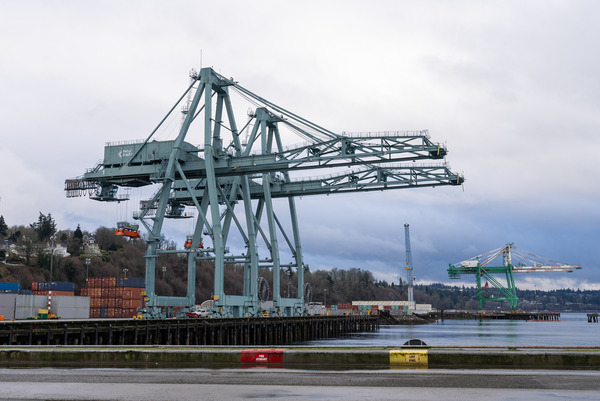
[74,224,83,239]
[30,212,56,242]
[0,215,7,237]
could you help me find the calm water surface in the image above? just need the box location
[305,313,599,347]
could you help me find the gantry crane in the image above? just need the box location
[448,243,581,310]
[404,223,414,303]
[65,67,464,318]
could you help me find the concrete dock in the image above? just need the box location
[0,345,599,370]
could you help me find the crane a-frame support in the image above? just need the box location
[66,67,464,318]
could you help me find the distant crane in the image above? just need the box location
[404,223,414,303]
[448,243,581,310]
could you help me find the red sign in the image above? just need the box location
[241,349,285,364]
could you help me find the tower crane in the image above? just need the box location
[404,223,414,303]
[65,67,464,318]
[447,243,581,310]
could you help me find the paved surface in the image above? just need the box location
[0,368,599,400]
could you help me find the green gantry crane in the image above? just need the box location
[65,67,464,318]
[448,243,581,310]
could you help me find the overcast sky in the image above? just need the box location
[1,1,598,291]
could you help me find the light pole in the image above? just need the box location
[123,268,129,278]
[85,258,90,283]
[324,288,327,308]
[162,266,166,280]
[48,234,56,313]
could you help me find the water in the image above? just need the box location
[305,313,600,347]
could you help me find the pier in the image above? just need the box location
[429,310,561,321]
[589,313,599,323]
[0,315,378,346]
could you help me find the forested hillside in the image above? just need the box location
[1,214,598,312]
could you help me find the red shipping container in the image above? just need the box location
[107,298,116,308]
[107,308,116,318]
[108,288,117,298]
[100,298,108,308]
[90,308,100,318]
[90,298,101,308]
[115,287,124,297]
[123,287,143,300]
[32,282,38,291]
[101,288,110,298]
[80,288,88,297]
[116,297,122,308]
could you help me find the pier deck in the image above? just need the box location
[0,315,378,346]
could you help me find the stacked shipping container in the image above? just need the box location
[83,277,144,318]
[31,281,75,296]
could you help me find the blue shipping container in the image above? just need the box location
[0,282,20,291]
[37,282,75,292]
[117,277,145,288]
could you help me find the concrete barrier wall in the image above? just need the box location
[0,347,598,370]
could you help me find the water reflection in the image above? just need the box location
[303,313,599,347]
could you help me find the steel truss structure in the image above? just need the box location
[447,243,581,310]
[66,67,464,318]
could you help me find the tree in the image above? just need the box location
[30,212,56,242]
[68,224,85,256]
[0,215,7,238]
[74,224,83,239]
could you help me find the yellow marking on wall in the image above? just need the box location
[390,350,428,367]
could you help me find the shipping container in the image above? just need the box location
[89,307,100,318]
[0,282,21,291]
[122,299,138,309]
[31,290,75,296]
[80,288,88,297]
[0,293,17,320]
[15,295,48,319]
[51,296,90,319]
[117,277,144,288]
[122,287,144,300]
[100,307,108,318]
[37,282,75,292]
[31,281,38,291]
